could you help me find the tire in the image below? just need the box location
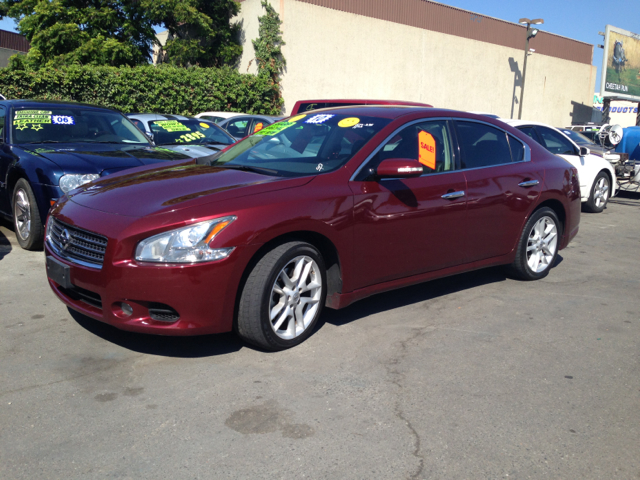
[510,207,561,281]
[12,178,44,250]
[583,171,610,213]
[237,241,327,351]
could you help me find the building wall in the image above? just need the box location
[236,0,596,125]
[0,47,23,68]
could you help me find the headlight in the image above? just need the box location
[135,216,236,264]
[59,174,100,193]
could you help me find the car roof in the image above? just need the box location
[285,104,470,120]
[2,99,117,111]
[196,112,244,118]
[127,113,194,122]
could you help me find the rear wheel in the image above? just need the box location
[583,171,610,213]
[237,242,326,351]
[510,207,560,280]
[12,179,44,250]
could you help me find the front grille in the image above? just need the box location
[59,285,103,310]
[47,217,108,268]
[148,303,180,322]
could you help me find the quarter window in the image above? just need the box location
[507,135,526,162]
[455,121,513,168]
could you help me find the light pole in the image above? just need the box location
[517,17,544,119]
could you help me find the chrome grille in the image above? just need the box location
[47,217,108,268]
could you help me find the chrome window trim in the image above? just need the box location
[350,117,456,181]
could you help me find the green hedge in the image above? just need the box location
[0,65,283,116]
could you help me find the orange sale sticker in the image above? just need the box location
[418,131,436,170]
[253,122,264,133]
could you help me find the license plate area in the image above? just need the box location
[46,255,73,289]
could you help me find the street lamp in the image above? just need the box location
[517,17,544,119]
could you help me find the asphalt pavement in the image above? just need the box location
[1,192,639,479]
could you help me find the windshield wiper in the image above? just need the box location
[215,164,279,176]
[21,140,62,144]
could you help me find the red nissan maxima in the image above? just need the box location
[45,107,580,351]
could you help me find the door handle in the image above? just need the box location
[441,191,465,199]
[518,180,539,188]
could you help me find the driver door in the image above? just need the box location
[348,119,468,289]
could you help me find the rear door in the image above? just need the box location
[349,118,468,288]
[455,120,542,262]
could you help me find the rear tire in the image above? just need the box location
[510,207,560,281]
[12,178,44,251]
[237,242,326,351]
[583,171,610,213]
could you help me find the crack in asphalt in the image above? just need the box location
[385,326,432,480]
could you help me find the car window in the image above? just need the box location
[536,127,576,155]
[507,135,526,162]
[201,115,223,123]
[149,119,234,146]
[560,129,594,146]
[455,121,512,168]
[0,106,5,140]
[225,119,250,138]
[11,108,149,144]
[367,120,454,175]
[130,119,145,131]
[516,126,541,144]
[208,113,391,177]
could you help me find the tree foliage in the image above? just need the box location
[0,64,282,115]
[0,0,243,69]
[146,0,242,68]
[0,0,156,68]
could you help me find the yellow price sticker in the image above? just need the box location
[289,114,306,123]
[338,117,360,128]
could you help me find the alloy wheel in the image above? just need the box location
[14,189,31,240]
[526,216,558,273]
[593,176,609,208]
[269,255,323,340]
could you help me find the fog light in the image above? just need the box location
[120,302,133,317]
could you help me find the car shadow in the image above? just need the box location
[69,308,244,358]
[0,218,13,260]
[69,261,563,356]
[321,266,510,328]
[609,189,640,206]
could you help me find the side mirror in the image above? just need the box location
[375,158,423,179]
[579,146,590,157]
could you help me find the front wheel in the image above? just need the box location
[510,207,561,281]
[583,171,610,213]
[237,242,327,351]
[12,178,44,250]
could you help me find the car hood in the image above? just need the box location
[20,143,190,175]
[160,144,227,158]
[68,163,314,217]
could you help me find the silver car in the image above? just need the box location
[127,113,236,157]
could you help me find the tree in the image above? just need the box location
[252,1,284,85]
[145,0,242,68]
[0,0,157,68]
[0,0,243,69]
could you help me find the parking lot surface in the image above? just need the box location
[1,193,639,479]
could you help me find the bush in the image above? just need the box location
[0,64,283,115]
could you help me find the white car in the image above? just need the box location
[507,120,617,213]
[194,111,244,124]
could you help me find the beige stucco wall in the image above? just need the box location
[235,0,596,125]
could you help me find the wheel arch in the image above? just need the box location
[232,230,343,332]
[532,199,566,234]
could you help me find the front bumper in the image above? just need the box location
[45,241,248,336]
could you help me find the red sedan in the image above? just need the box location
[45,107,581,351]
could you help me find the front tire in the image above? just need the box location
[583,171,610,213]
[12,179,44,251]
[510,207,560,281]
[237,242,327,351]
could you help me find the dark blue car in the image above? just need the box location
[0,100,191,250]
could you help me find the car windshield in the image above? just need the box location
[207,113,391,177]
[149,119,234,146]
[11,107,149,145]
[560,129,595,146]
